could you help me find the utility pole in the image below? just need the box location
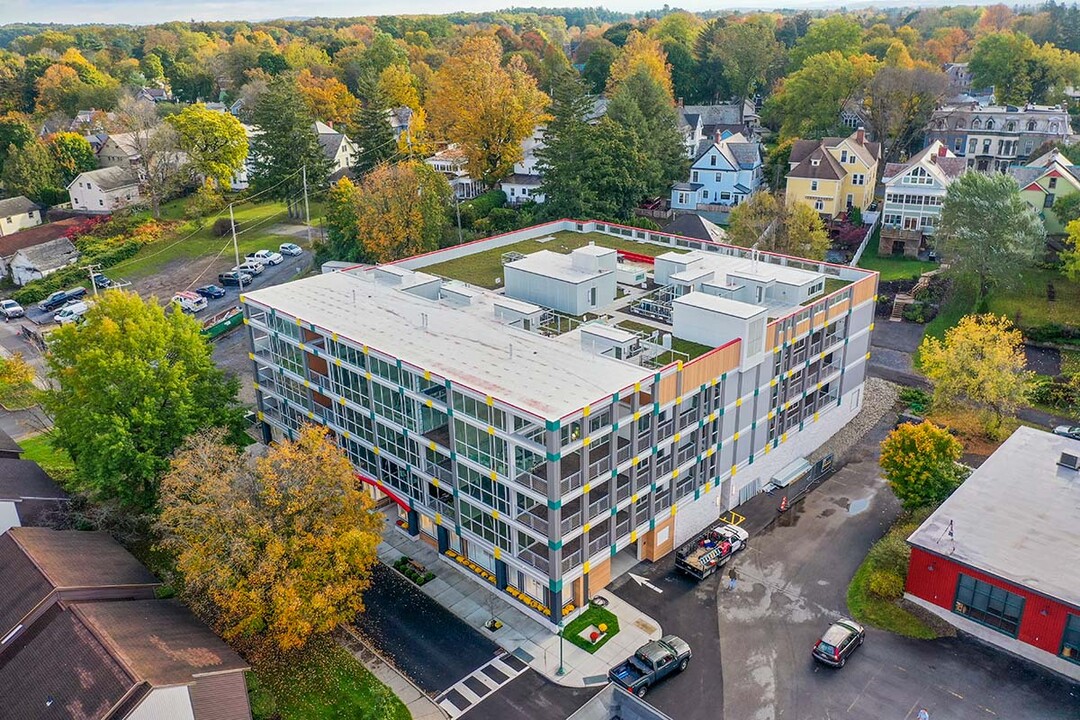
[302,164,312,246]
[454,193,463,245]
[83,264,101,297]
[230,203,241,277]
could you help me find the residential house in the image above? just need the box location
[839,100,870,131]
[0,428,22,460]
[388,106,413,141]
[0,527,252,719]
[670,131,763,211]
[785,128,881,219]
[230,123,259,191]
[69,166,141,214]
[69,109,112,134]
[0,196,41,236]
[426,145,482,200]
[0,217,80,282]
[135,87,172,103]
[1009,149,1080,235]
[925,104,1073,172]
[204,101,228,113]
[501,127,546,205]
[10,235,80,286]
[678,100,760,157]
[879,141,968,256]
[661,213,727,244]
[96,131,142,168]
[0,454,68,534]
[315,120,359,178]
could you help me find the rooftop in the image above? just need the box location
[0,196,38,218]
[907,426,1080,609]
[658,250,826,288]
[8,527,159,590]
[243,269,652,419]
[674,291,768,319]
[72,165,139,191]
[505,249,613,285]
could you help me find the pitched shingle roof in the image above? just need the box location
[0,196,38,219]
[72,166,139,192]
[0,459,68,528]
[0,218,80,259]
[14,236,78,273]
[663,214,727,243]
[8,527,159,591]
[787,146,846,180]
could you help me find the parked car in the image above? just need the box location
[54,301,89,324]
[1,299,25,319]
[171,291,208,314]
[218,270,253,287]
[234,260,264,276]
[195,284,226,299]
[609,636,691,698]
[812,618,864,668]
[247,249,284,266]
[1053,424,1080,441]
[38,287,87,312]
[91,273,112,289]
[279,242,303,256]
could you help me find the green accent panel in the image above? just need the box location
[653,402,659,415]
[452,488,459,497]
[749,453,754,465]
[694,488,700,500]
[612,420,620,431]
[610,545,617,557]
[550,578,562,593]
[613,391,620,402]
[611,469,618,479]
[548,498,561,510]
[751,420,757,430]
[754,387,759,396]
[547,451,560,462]
[450,450,457,461]
[649,518,656,530]
[719,407,725,416]
[610,507,617,517]
[548,539,563,550]
[547,419,560,431]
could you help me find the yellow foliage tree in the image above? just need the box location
[606,30,674,99]
[158,425,384,652]
[919,314,1032,436]
[397,105,435,159]
[0,352,37,409]
[35,64,81,114]
[353,161,450,263]
[880,421,964,510]
[426,35,549,184]
[378,63,420,110]
[296,69,360,130]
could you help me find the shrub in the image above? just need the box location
[898,387,932,414]
[212,217,236,237]
[868,569,905,600]
[867,532,911,577]
[902,301,937,324]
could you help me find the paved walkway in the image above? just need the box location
[378,529,663,688]
[339,625,446,720]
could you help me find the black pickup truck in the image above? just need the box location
[608,635,691,698]
[38,286,87,312]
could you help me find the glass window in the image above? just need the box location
[954,574,1025,637]
[458,464,511,513]
[453,419,508,475]
[1061,614,1080,664]
[460,499,512,551]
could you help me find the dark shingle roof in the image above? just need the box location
[0,428,22,459]
[663,214,727,243]
[788,147,846,180]
[14,236,78,273]
[9,528,159,590]
[502,173,542,186]
[0,460,68,528]
[0,196,38,218]
[0,532,53,635]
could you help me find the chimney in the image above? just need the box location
[715,129,723,144]
[326,120,333,129]
[677,97,684,109]
[856,127,865,145]
[937,144,947,157]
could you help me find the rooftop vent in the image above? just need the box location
[1059,452,1080,471]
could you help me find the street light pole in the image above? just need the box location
[557,621,565,676]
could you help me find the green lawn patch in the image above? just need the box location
[423,231,687,288]
[670,338,714,360]
[984,266,1080,330]
[248,636,409,720]
[847,560,938,640]
[115,200,318,281]
[615,319,659,336]
[18,432,75,486]
[563,603,621,654]
[856,254,937,281]
[1061,349,1080,377]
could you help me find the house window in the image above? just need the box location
[1062,614,1080,664]
[811,180,818,191]
[1049,177,1058,189]
[588,287,597,306]
[677,192,689,205]
[969,139,977,153]
[715,173,722,183]
[972,118,981,129]
[692,170,699,182]
[986,119,995,130]
[702,190,709,201]
[1006,121,1015,131]
[954,574,1025,637]
[840,150,848,163]
[852,174,865,186]
[954,138,963,153]
[710,155,716,167]
[99,199,104,206]
[720,192,731,201]
[1045,194,1055,209]
[813,200,824,211]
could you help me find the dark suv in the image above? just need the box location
[812,618,864,668]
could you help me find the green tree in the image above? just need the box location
[788,15,865,70]
[919,314,1032,436]
[0,112,34,175]
[167,104,249,187]
[42,291,242,511]
[766,51,878,139]
[606,66,688,199]
[969,32,1036,105]
[713,21,783,104]
[938,172,1045,302]
[693,18,731,103]
[1060,219,1080,281]
[582,41,617,94]
[47,132,96,186]
[1,140,60,203]
[158,425,384,652]
[249,75,332,219]
[880,421,964,510]
[352,75,396,176]
[727,192,829,260]
[1052,193,1080,225]
[864,65,950,168]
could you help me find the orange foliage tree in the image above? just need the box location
[606,30,675,99]
[296,69,360,130]
[158,425,384,652]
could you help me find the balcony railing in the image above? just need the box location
[587,451,611,480]
[616,476,631,502]
[615,435,632,464]
[432,499,455,521]
[561,548,583,573]
[588,532,609,557]
[588,493,611,519]
[516,508,549,534]
[520,546,550,574]
[560,508,583,534]
[515,468,548,495]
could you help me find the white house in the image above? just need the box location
[426,145,482,200]
[96,132,142,169]
[670,131,763,211]
[879,141,968,256]
[501,127,546,205]
[315,121,359,177]
[69,167,141,214]
[678,100,761,157]
[230,123,258,191]
[10,236,79,286]
[0,197,41,237]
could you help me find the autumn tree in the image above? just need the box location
[325,164,450,263]
[919,314,1032,436]
[158,425,383,652]
[47,132,96,186]
[427,35,548,184]
[727,192,830,260]
[377,63,420,109]
[167,104,248,187]
[937,172,1044,302]
[249,75,332,218]
[880,421,964,510]
[864,65,950,168]
[397,106,435,160]
[42,291,243,511]
[0,352,37,409]
[296,69,360,130]
[0,112,34,175]
[606,30,674,98]
[788,15,865,70]
[114,97,186,217]
[766,51,878,139]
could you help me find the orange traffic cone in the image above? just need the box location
[778,496,789,513]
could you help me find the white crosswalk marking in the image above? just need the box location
[435,652,529,719]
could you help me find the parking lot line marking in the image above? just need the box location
[720,510,746,526]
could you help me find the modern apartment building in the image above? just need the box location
[242,221,877,630]
[925,103,1073,172]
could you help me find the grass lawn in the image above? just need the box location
[856,254,937,281]
[248,636,409,720]
[613,320,713,360]
[563,604,621,654]
[423,231,688,288]
[1061,349,1080,376]
[846,559,939,640]
[115,199,320,281]
[985,266,1080,329]
[18,432,75,485]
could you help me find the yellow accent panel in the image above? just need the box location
[583,560,591,574]
[365,372,372,380]
[243,318,249,325]
[584,436,591,446]
[733,431,740,441]
[373,447,380,455]
[764,443,771,454]
[676,396,682,405]
[632,493,639,503]
[248,352,254,360]
[584,522,591,533]
[306,411,313,419]
[633,411,641,421]
[424,370,431,380]
[432,478,440,488]
[295,317,302,325]
[707,447,715,457]
[435,513,442,525]
[820,352,826,360]
[671,505,677,517]
[253,382,260,390]
[583,405,591,417]
[731,464,737,476]
[770,378,777,387]
[768,410,775,419]
[256,411,264,421]
[332,332,338,341]
[486,395,494,406]
[363,345,369,354]
[239,294,246,303]
[673,433,681,442]
[866,352,872,360]
[869,322,875,331]
[814,412,820,422]
[584,483,591,493]
[782,433,788,443]
[630,530,638,542]
[299,343,306,351]
[428,441,436,451]
[672,468,679,479]
[303,380,311,388]
[736,397,742,407]
[494,547,501,559]
[492,509,499,519]
[426,399,433,408]
[632,456,640,466]
[343,431,350,439]
[335,358,341,366]
[635,382,642,392]
[490,470,497,481]
[487,425,495,435]
[677,360,684,371]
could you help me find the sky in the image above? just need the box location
[0,0,916,26]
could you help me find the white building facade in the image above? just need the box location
[68,167,141,214]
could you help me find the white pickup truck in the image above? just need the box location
[674,523,749,580]
[246,249,284,266]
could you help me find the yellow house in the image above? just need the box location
[1009,149,1080,236]
[785,128,881,219]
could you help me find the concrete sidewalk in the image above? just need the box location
[378,529,662,688]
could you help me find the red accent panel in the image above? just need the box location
[1023,182,1045,192]
[617,249,658,265]
[355,472,410,511]
[906,548,1073,654]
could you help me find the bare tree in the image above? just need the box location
[864,66,950,177]
[114,96,188,217]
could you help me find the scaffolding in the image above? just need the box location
[501,251,527,265]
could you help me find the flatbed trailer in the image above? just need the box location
[674,523,749,580]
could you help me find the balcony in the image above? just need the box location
[309,369,330,391]
[615,474,631,503]
[615,509,632,538]
[422,424,451,449]
[424,457,453,484]
[515,467,548,495]
[431,498,456,521]
[516,505,549,534]
[588,522,611,557]
[560,497,583,534]
[615,435,632,464]
[587,482,612,519]
[587,445,612,479]
[561,537,583,573]
[520,544,550,574]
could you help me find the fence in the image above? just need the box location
[848,214,881,268]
